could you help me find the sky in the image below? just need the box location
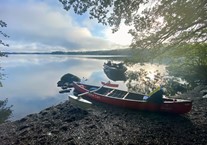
[0,0,133,52]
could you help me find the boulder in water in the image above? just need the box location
[57,73,80,88]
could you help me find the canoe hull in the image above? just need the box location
[73,82,192,114]
[68,95,92,109]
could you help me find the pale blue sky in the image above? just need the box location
[0,0,132,52]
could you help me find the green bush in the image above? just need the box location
[0,98,13,124]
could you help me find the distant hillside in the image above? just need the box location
[5,48,133,56]
[51,48,132,56]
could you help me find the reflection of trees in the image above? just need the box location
[126,69,161,94]
[125,69,189,96]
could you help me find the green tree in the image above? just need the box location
[59,0,207,48]
[167,43,207,86]
[59,0,207,87]
[0,99,12,124]
[0,20,9,58]
[0,20,12,123]
[0,20,9,86]
[0,20,9,48]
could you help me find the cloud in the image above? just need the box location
[103,23,133,46]
[0,0,131,52]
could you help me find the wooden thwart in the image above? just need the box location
[123,92,129,99]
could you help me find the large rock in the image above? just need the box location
[57,73,80,88]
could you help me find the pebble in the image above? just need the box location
[0,97,206,145]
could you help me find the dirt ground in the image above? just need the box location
[0,86,207,145]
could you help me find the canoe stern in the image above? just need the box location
[160,100,192,114]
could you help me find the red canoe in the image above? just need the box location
[101,81,119,87]
[72,82,192,114]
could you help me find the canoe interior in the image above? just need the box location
[74,82,192,114]
[81,84,145,101]
[77,83,188,103]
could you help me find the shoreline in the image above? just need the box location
[0,86,207,145]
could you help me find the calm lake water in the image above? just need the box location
[0,54,167,120]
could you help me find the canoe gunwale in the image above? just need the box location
[72,82,192,114]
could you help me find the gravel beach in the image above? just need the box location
[0,86,207,145]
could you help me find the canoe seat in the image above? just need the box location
[146,88,164,104]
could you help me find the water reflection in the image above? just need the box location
[0,55,110,120]
[103,62,187,95]
[125,63,188,95]
[0,55,177,120]
[103,69,126,81]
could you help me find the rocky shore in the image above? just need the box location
[0,86,207,145]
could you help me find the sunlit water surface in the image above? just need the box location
[0,55,167,120]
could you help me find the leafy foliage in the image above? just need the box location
[125,47,162,63]
[0,20,9,47]
[59,0,207,48]
[167,43,207,86]
[125,43,207,89]
[0,98,13,124]
[1,20,9,87]
[59,0,207,88]
[0,21,12,123]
